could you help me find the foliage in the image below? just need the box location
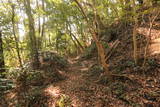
[57,94,72,107]
[0,78,15,95]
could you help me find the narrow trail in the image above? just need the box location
[45,58,95,106]
[44,58,125,107]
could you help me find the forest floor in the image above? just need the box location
[1,54,160,107]
[42,57,127,107]
[41,56,160,107]
[43,57,108,107]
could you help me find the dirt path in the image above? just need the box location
[44,58,94,106]
[44,58,126,107]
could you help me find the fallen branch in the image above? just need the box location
[105,40,120,61]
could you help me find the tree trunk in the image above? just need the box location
[24,0,40,69]
[36,0,41,50]
[132,0,138,65]
[11,4,23,68]
[36,0,41,35]
[41,0,45,37]
[0,31,5,74]
[39,0,45,49]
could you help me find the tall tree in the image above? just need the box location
[41,0,45,42]
[23,0,40,69]
[36,0,41,35]
[11,4,23,68]
[38,0,46,50]
[132,0,138,65]
[0,31,5,74]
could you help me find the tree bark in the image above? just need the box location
[11,4,23,68]
[132,0,138,65]
[39,0,45,49]
[36,0,41,35]
[41,0,45,38]
[0,31,5,74]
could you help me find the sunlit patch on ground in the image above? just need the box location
[44,86,61,98]
[43,86,61,107]
[44,85,79,107]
